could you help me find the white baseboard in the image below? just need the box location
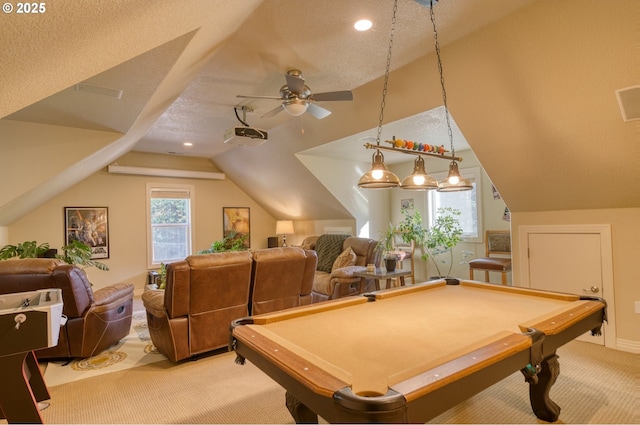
[616,338,640,353]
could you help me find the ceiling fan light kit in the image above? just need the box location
[282,98,309,116]
[358,0,471,192]
[237,68,353,119]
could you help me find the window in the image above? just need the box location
[427,167,482,242]
[147,184,194,267]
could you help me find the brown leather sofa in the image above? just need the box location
[301,235,380,303]
[142,247,316,362]
[250,247,316,315]
[0,258,134,359]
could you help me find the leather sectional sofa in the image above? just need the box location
[142,246,317,362]
[0,258,135,359]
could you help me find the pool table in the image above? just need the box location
[230,280,606,424]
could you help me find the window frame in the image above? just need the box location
[426,166,482,243]
[146,183,195,269]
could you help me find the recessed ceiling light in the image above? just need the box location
[354,19,372,31]
[183,142,193,147]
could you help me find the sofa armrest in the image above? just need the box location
[141,289,166,318]
[330,265,367,279]
[93,283,134,307]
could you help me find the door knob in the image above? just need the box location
[582,286,599,293]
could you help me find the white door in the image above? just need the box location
[527,232,605,345]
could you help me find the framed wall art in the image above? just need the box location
[223,207,250,248]
[64,207,110,259]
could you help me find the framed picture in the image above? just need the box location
[64,207,109,259]
[401,198,414,210]
[223,207,250,248]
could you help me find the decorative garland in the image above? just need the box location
[383,137,448,155]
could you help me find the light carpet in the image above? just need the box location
[43,310,165,387]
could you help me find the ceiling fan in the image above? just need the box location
[237,69,353,119]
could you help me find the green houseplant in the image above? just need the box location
[376,223,400,271]
[57,240,109,271]
[0,241,50,259]
[197,231,249,254]
[397,207,463,279]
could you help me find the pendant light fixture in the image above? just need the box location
[358,0,470,191]
[357,0,400,189]
[429,1,472,192]
[400,156,438,190]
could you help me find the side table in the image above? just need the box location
[353,268,412,292]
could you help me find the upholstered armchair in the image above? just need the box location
[0,258,134,359]
[249,246,317,315]
[301,235,380,303]
[142,251,254,362]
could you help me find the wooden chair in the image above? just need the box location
[392,232,415,285]
[469,230,512,285]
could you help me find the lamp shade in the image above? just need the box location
[437,161,473,192]
[400,156,438,190]
[358,150,400,189]
[282,99,309,116]
[275,220,294,235]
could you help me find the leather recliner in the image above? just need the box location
[250,246,317,315]
[301,235,381,303]
[142,251,254,362]
[0,258,134,359]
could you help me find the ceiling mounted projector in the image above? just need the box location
[223,126,268,147]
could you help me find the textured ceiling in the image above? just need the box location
[1,0,638,226]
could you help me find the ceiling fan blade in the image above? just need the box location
[285,72,306,94]
[237,94,284,100]
[306,103,332,119]
[261,104,284,118]
[311,90,353,102]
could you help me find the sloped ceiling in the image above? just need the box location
[1,0,638,227]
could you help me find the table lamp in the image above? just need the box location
[275,220,294,247]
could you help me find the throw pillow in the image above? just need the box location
[315,234,350,273]
[332,246,357,272]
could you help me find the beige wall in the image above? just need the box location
[6,153,276,292]
[512,208,640,346]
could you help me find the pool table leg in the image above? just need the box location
[527,353,561,422]
[285,391,318,424]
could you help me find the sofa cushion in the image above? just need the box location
[312,270,333,296]
[332,246,356,271]
[315,234,350,273]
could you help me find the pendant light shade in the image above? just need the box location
[400,156,438,190]
[358,150,400,189]
[438,161,473,192]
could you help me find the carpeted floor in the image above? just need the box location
[43,309,165,387]
[30,338,638,424]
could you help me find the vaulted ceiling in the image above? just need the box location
[1,0,637,226]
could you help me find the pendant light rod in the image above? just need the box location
[363,143,463,162]
[374,0,398,146]
[430,0,455,158]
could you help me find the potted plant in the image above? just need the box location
[57,240,109,271]
[197,231,249,254]
[377,223,400,272]
[397,207,463,280]
[0,241,50,259]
